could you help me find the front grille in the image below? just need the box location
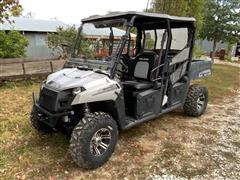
[39,87,59,112]
[39,87,75,112]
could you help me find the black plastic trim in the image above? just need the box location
[33,92,72,128]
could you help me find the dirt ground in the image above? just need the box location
[70,89,240,180]
[0,64,239,179]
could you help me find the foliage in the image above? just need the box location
[10,4,23,17]
[193,44,204,58]
[78,38,95,59]
[48,26,95,59]
[200,0,240,54]
[146,0,205,36]
[0,0,22,23]
[48,26,76,59]
[0,31,29,58]
[145,32,155,49]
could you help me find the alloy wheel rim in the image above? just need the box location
[90,128,111,156]
[197,92,205,112]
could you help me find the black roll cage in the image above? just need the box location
[71,15,195,83]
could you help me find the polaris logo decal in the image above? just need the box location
[139,58,149,61]
[199,69,211,78]
[92,84,119,96]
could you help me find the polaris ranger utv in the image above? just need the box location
[31,12,212,169]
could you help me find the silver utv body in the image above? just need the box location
[45,68,121,104]
[33,11,212,132]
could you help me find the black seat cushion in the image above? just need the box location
[127,51,158,81]
[122,81,152,90]
[121,51,159,90]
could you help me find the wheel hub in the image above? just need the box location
[197,92,205,111]
[94,136,102,146]
[90,128,111,156]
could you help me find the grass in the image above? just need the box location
[0,64,239,179]
[194,64,240,102]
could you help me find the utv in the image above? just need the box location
[31,12,212,169]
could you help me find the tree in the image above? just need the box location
[0,0,22,23]
[146,0,205,36]
[10,3,23,17]
[145,32,155,49]
[48,26,95,59]
[223,0,240,58]
[0,31,29,58]
[200,0,240,60]
[48,26,76,58]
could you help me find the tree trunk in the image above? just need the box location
[211,40,217,63]
[226,42,233,61]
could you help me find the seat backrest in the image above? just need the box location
[169,47,190,84]
[133,51,157,81]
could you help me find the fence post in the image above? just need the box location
[50,61,53,72]
[22,63,26,79]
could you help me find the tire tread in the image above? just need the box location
[70,111,118,169]
[183,84,208,117]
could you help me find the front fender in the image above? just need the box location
[71,80,121,105]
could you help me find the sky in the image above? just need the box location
[19,0,148,24]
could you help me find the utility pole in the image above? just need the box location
[146,0,150,11]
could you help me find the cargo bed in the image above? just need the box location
[190,60,212,80]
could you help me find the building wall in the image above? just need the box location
[24,32,59,59]
[195,39,226,54]
[149,28,190,50]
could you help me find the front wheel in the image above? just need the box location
[30,106,53,133]
[70,112,118,169]
[183,84,208,117]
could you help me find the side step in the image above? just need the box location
[123,113,156,130]
[123,103,183,130]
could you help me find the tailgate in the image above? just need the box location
[190,60,212,80]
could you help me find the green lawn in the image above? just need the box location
[0,64,239,179]
[194,64,240,102]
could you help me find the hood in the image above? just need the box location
[45,68,107,91]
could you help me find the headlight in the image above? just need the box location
[73,87,86,95]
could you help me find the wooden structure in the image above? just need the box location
[0,59,65,81]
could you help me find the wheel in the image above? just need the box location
[30,106,53,133]
[70,111,118,169]
[183,84,208,117]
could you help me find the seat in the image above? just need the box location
[122,81,152,90]
[122,51,157,90]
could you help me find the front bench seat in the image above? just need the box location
[122,80,152,90]
[122,51,157,90]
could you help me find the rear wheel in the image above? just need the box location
[70,112,118,169]
[183,84,208,117]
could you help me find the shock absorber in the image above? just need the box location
[84,103,91,115]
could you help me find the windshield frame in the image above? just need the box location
[71,18,128,58]
[70,16,136,79]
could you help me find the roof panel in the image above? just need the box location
[82,11,196,23]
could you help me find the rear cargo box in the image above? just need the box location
[190,60,212,80]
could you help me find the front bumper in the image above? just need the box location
[32,92,72,128]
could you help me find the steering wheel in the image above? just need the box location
[119,60,128,72]
[115,57,129,77]
[116,63,127,75]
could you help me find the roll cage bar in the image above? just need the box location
[72,14,195,82]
